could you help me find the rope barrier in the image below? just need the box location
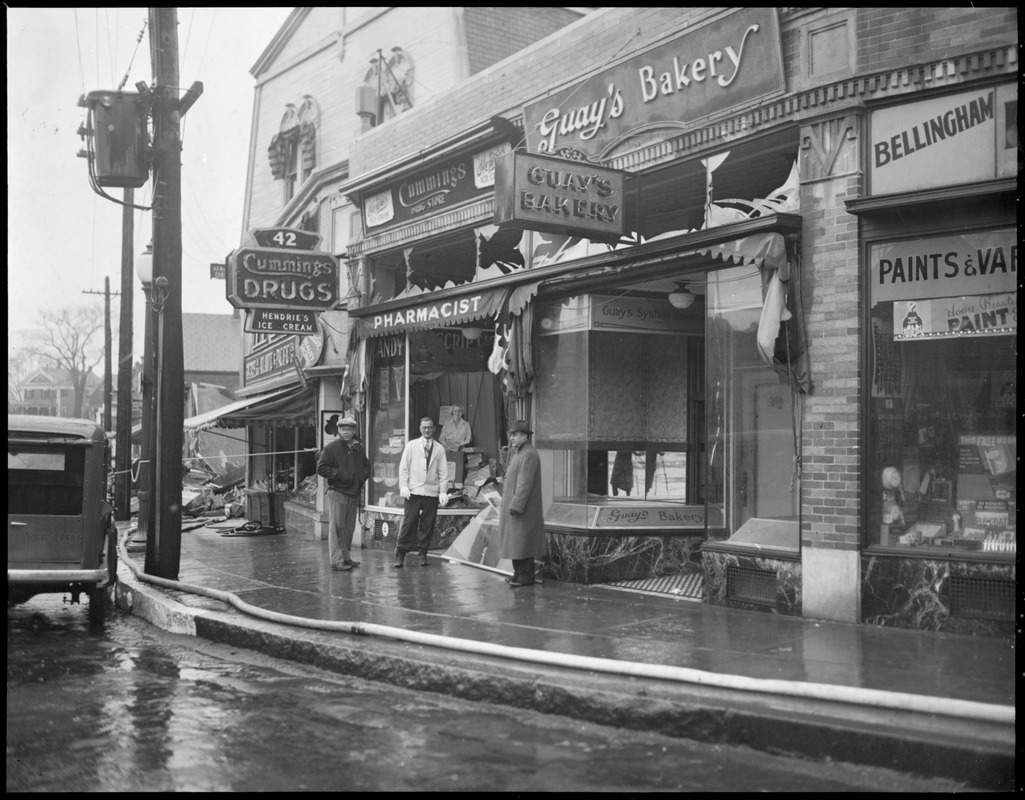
[181,446,319,464]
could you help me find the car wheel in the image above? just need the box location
[88,583,109,626]
[88,525,118,627]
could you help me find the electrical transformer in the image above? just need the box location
[82,90,149,188]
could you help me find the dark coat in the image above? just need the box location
[317,438,370,496]
[494,440,546,560]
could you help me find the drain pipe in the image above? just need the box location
[117,536,1013,726]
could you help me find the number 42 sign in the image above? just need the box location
[250,227,322,251]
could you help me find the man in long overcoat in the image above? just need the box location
[494,419,546,587]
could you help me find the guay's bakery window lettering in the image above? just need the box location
[869,82,1017,195]
[871,229,1016,304]
[594,504,714,530]
[522,7,783,160]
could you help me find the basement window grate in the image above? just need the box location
[948,576,1014,621]
[726,565,777,607]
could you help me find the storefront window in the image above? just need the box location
[534,292,706,532]
[248,423,316,496]
[706,266,799,537]
[366,328,505,509]
[368,334,406,506]
[868,230,1016,555]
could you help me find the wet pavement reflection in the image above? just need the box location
[7,595,971,792]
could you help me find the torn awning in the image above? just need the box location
[183,386,316,431]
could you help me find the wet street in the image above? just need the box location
[8,596,970,792]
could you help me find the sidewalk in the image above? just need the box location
[115,521,1015,790]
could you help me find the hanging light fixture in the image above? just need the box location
[667,281,696,310]
[415,345,434,363]
[461,326,482,341]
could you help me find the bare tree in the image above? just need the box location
[22,306,107,418]
[7,349,36,407]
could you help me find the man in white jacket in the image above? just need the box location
[394,417,450,568]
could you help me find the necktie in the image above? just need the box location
[424,441,432,463]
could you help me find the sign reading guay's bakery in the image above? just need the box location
[522,7,784,160]
[493,151,627,239]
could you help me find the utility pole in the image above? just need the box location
[104,276,112,431]
[81,279,118,432]
[115,188,135,522]
[147,6,188,580]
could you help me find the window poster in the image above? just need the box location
[956,434,1016,540]
[893,291,1016,340]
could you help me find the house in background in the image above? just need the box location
[182,311,243,391]
[9,367,101,420]
[182,312,245,481]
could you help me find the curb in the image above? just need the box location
[113,557,1014,790]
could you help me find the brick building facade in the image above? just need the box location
[336,8,1016,636]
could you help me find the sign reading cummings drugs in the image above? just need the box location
[521,7,783,160]
[493,151,627,240]
[227,247,339,310]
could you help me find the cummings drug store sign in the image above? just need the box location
[522,7,783,160]
[363,143,510,231]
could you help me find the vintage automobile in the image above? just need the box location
[8,414,118,625]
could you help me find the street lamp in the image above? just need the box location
[127,243,168,570]
[128,242,153,550]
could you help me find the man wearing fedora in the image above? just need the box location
[317,415,370,572]
[495,419,546,587]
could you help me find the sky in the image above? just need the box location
[6,7,293,367]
